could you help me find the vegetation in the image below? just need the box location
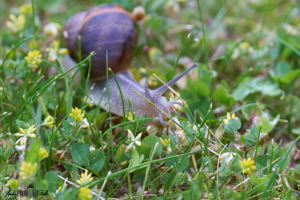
[1,0,300,199]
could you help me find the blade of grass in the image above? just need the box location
[261,135,300,199]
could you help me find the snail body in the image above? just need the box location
[63,4,197,125]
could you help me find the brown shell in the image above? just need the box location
[63,4,138,79]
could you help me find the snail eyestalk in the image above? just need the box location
[155,63,198,95]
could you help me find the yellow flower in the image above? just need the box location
[56,186,62,193]
[159,137,172,153]
[6,14,26,33]
[125,129,142,153]
[20,4,33,14]
[159,137,170,147]
[126,112,134,121]
[25,50,42,69]
[14,125,37,145]
[69,107,84,122]
[78,187,92,200]
[43,115,55,128]
[79,118,91,129]
[239,158,256,174]
[77,170,93,185]
[45,40,69,63]
[43,22,62,37]
[219,152,237,165]
[9,179,19,189]
[240,42,250,50]
[147,76,158,87]
[164,1,180,15]
[19,162,37,181]
[169,92,184,110]
[223,112,238,124]
[59,48,69,55]
[131,67,146,82]
[39,147,49,161]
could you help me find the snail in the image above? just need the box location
[63,4,197,126]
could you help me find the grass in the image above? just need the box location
[1,0,300,199]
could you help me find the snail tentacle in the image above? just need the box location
[154,63,199,96]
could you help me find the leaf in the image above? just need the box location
[26,139,41,163]
[193,81,210,97]
[261,114,280,133]
[245,133,256,146]
[115,145,128,165]
[212,86,236,105]
[219,158,232,177]
[130,150,141,169]
[255,155,269,171]
[280,69,300,84]
[87,150,105,173]
[136,145,151,159]
[71,143,89,166]
[230,155,241,172]
[232,85,254,100]
[224,118,241,133]
[250,173,270,192]
[45,171,58,192]
[276,61,291,77]
[141,136,162,155]
[165,152,189,172]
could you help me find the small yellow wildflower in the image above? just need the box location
[169,92,183,110]
[59,48,69,55]
[25,50,42,69]
[14,125,37,145]
[159,137,172,153]
[147,76,158,87]
[240,42,250,50]
[223,112,238,124]
[45,40,68,63]
[39,147,49,161]
[164,1,180,15]
[6,14,25,33]
[56,186,62,193]
[125,129,142,153]
[43,115,55,128]
[69,107,84,122]
[43,22,62,37]
[175,128,186,144]
[80,118,91,129]
[131,67,146,82]
[9,179,19,189]
[219,152,237,165]
[20,4,33,14]
[126,112,134,121]
[78,187,92,200]
[77,170,93,185]
[239,158,256,174]
[19,162,37,181]
[6,60,16,70]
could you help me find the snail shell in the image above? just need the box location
[63,4,139,79]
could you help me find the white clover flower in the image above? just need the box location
[14,125,37,145]
[219,152,237,165]
[80,118,91,129]
[125,129,142,153]
[43,22,61,37]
